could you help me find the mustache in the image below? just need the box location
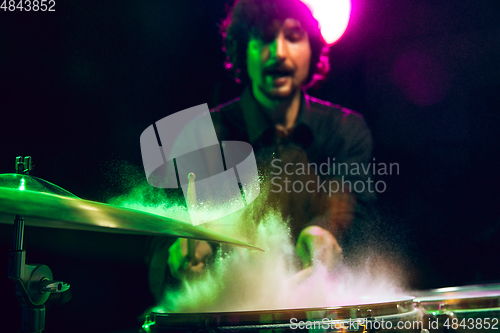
[263,63,294,74]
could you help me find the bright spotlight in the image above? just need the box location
[302,0,351,45]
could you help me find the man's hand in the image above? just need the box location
[296,225,343,270]
[167,238,213,280]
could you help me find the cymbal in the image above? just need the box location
[0,174,262,251]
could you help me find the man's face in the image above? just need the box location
[247,18,311,101]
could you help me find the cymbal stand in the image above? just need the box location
[8,156,70,333]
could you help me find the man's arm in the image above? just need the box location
[328,112,375,239]
[296,111,375,270]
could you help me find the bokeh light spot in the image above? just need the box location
[302,0,351,45]
[391,51,451,106]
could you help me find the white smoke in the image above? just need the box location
[154,210,409,313]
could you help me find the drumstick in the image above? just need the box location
[186,172,198,265]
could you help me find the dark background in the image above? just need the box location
[1,0,499,331]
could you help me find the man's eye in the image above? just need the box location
[282,18,306,41]
[285,29,306,41]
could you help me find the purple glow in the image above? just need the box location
[302,0,351,45]
[391,51,451,106]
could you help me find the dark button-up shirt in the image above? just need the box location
[210,87,375,242]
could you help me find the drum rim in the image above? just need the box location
[414,283,500,311]
[417,295,500,312]
[152,297,416,327]
[413,283,500,298]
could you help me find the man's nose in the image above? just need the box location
[269,32,287,61]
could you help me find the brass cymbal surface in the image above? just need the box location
[0,174,261,251]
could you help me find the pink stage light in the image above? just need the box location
[302,0,351,45]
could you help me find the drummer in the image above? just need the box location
[148,0,376,300]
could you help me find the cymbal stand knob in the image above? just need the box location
[39,279,70,294]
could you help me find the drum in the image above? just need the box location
[414,284,500,333]
[143,298,421,332]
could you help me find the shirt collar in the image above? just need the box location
[240,86,312,145]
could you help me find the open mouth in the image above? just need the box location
[265,68,292,79]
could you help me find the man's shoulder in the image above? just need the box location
[210,96,243,122]
[209,97,246,140]
[210,96,241,113]
[305,94,364,120]
[304,95,368,134]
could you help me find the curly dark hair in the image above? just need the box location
[220,0,330,88]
